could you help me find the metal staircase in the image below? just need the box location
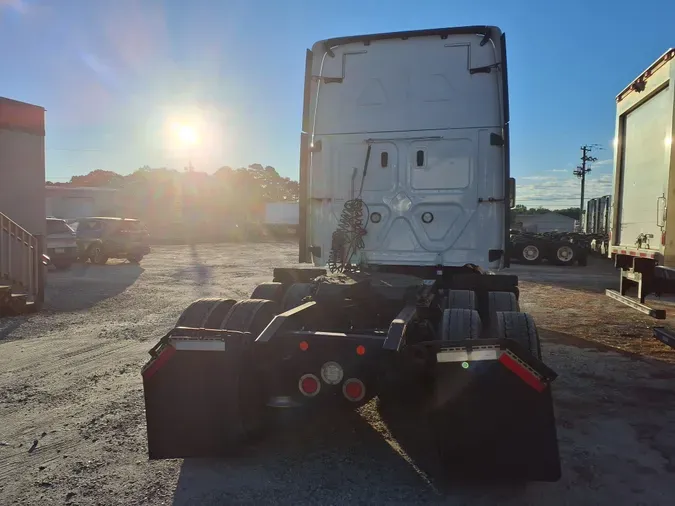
[0,212,45,316]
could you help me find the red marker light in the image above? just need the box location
[299,341,309,351]
[356,345,366,356]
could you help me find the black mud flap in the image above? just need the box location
[142,333,265,459]
[431,359,561,482]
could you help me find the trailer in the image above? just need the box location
[584,195,611,254]
[607,48,675,319]
[141,26,561,482]
[263,201,299,237]
[509,229,588,266]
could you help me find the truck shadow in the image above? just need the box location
[44,261,144,311]
[171,405,530,505]
[169,245,214,297]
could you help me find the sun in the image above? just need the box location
[172,123,199,146]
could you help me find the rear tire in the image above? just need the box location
[176,298,223,327]
[553,243,575,266]
[445,290,477,310]
[250,282,284,304]
[494,311,541,359]
[519,243,542,265]
[440,308,482,341]
[281,283,313,311]
[222,299,278,336]
[220,299,278,435]
[203,299,238,329]
[145,299,277,458]
[488,291,520,313]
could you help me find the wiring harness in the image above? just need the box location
[328,144,372,273]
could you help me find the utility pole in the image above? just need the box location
[573,144,599,228]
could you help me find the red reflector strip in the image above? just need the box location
[141,345,176,380]
[498,352,546,393]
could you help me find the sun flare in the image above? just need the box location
[172,122,199,146]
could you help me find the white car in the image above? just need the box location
[46,217,78,270]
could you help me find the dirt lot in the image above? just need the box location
[1,244,674,505]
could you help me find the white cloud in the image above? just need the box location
[516,172,612,209]
[519,175,550,181]
[593,158,613,166]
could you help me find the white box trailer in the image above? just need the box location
[607,48,675,318]
[264,202,299,226]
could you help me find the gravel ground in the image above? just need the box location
[1,244,674,505]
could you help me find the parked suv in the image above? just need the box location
[46,217,78,270]
[71,217,150,265]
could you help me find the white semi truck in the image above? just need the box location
[142,26,561,482]
[607,48,675,318]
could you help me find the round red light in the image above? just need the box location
[344,379,364,401]
[299,341,309,351]
[356,345,366,356]
[300,375,319,395]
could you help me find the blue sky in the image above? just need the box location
[1,0,674,208]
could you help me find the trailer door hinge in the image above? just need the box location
[478,197,505,203]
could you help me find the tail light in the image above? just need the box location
[342,378,366,402]
[298,374,320,397]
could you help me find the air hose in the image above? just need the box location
[328,144,371,273]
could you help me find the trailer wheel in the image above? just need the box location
[519,243,542,264]
[488,291,520,314]
[554,244,575,266]
[281,283,313,311]
[176,298,224,327]
[445,290,477,310]
[250,282,284,304]
[440,308,482,341]
[494,311,541,359]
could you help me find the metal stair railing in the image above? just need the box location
[0,212,42,302]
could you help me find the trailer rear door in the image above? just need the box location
[617,86,671,249]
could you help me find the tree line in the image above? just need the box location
[512,204,581,221]
[46,165,300,240]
